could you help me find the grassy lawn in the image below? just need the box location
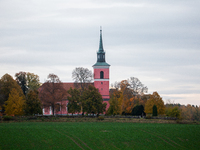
[0,122,199,150]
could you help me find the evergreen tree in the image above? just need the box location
[153,105,157,116]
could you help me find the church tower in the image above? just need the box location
[93,28,110,110]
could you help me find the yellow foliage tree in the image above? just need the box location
[4,88,25,116]
[109,89,123,114]
[144,92,165,115]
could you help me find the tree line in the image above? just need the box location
[108,79,200,121]
[0,67,200,121]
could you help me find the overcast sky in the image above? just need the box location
[0,0,200,105]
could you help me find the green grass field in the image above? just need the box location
[0,122,199,150]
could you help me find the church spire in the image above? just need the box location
[97,27,105,62]
[98,26,104,52]
[93,27,110,67]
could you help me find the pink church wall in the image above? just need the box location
[43,100,68,115]
[94,81,109,99]
[94,68,109,79]
[94,67,110,111]
[93,68,110,99]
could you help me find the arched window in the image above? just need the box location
[100,71,104,79]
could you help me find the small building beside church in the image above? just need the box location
[42,29,110,115]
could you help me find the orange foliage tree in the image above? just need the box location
[144,92,165,115]
[110,78,148,115]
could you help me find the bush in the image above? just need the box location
[3,116,13,121]
[97,116,104,121]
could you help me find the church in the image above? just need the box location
[42,28,110,115]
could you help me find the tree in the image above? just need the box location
[128,77,148,96]
[72,67,93,92]
[132,105,145,116]
[39,74,67,116]
[144,92,165,115]
[107,94,120,115]
[0,74,24,112]
[0,82,4,111]
[82,85,106,115]
[109,88,123,114]
[4,88,25,116]
[15,72,40,95]
[26,72,40,92]
[193,105,200,121]
[153,105,157,116]
[119,80,133,114]
[170,107,180,118]
[180,104,200,121]
[25,90,42,115]
[15,72,28,95]
[110,77,148,115]
[67,88,81,115]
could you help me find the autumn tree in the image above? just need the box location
[82,85,106,115]
[128,77,148,95]
[193,105,200,121]
[4,88,25,116]
[180,104,200,121]
[25,90,42,115]
[15,72,40,95]
[72,67,93,92]
[67,88,81,115]
[0,74,24,112]
[39,74,67,116]
[108,88,123,114]
[107,94,120,115]
[165,101,181,119]
[144,92,165,115]
[119,80,133,114]
[0,82,4,111]
[110,77,148,115]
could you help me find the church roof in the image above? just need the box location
[39,82,94,99]
[93,62,110,66]
[98,27,104,53]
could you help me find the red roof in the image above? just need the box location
[62,82,94,91]
[39,82,94,99]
